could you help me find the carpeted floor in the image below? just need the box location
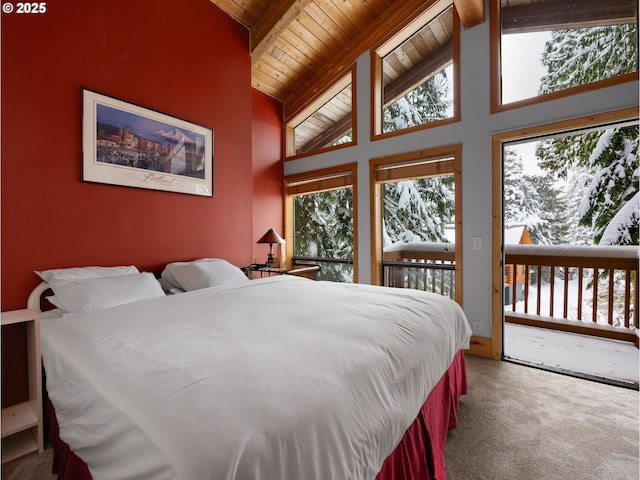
[2,355,638,480]
[1,447,55,480]
[444,355,639,480]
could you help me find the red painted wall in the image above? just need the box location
[251,89,284,265]
[1,0,283,311]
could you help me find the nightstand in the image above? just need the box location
[1,309,43,464]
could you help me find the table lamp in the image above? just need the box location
[257,228,285,267]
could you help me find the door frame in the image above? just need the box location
[490,107,639,361]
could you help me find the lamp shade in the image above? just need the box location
[257,228,285,245]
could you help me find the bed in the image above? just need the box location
[29,260,472,480]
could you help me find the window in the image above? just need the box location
[493,0,638,109]
[372,0,459,138]
[285,72,355,158]
[370,146,462,303]
[285,164,357,282]
[503,120,639,248]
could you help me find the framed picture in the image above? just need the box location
[82,89,213,196]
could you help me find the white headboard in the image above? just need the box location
[27,281,51,313]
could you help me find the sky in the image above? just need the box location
[501,31,553,175]
[501,31,552,103]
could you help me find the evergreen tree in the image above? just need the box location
[539,25,637,96]
[503,148,567,244]
[537,125,639,246]
[559,167,594,245]
[528,174,569,245]
[293,188,354,282]
[383,177,455,245]
[578,126,639,245]
[383,70,451,133]
[381,68,454,246]
[535,24,639,246]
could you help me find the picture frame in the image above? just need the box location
[82,89,213,196]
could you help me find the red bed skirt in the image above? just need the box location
[376,350,467,480]
[47,351,467,480]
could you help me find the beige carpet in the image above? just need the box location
[1,447,55,480]
[2,355,638,480]
[444,355,639,480]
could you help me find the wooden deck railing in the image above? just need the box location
[382,243,639,346]
[505,244,638,345]
[382,243,456,299]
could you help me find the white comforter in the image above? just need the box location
[41,276,472,480]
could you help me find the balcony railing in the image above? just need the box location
[382,243,638,346]
[292,256,353,282]
[504,244,638,346]
[382,242,456,299]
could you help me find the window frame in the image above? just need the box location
[369,144,462,304]
[371,0,461,140]
[490,0,639,113]
[284,163,358,282]
[284,70,356,160]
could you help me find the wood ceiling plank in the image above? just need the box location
[364,0,395,18]
[332,0,372,32]
[286,16,335,61]
[214,0,486,106]
[293,16,345,68]
[304,3,349,46]
[315,0,358,37]
[276,33,326,72]
[210,0,265,26]
[269,39,318,78]
[429,11,453,42]
[255,46,311,90]
[252,62,296,98]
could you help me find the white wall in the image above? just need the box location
[283,2,639,339]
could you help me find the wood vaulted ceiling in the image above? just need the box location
[209,0,485,121]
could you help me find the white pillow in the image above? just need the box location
[36,265,139,283]
[48,272,165,313]
[161,258,242,291]
[159,261,192,292]
[168,259,248,291]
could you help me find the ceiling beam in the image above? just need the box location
[251,0,313,66]
[501,0,637,34]
[453,0,485,29]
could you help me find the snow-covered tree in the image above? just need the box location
[528,174,570,245]
[537,125,639,246]
[503,148,567,244]
[383,70,451,133]
[539,25,637,95]
[579,126,639,245]
[293,188,353,282]
[559,167,594,245]
[383,176,455,245]
[380,67,455,247]
[536,23,639,247]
